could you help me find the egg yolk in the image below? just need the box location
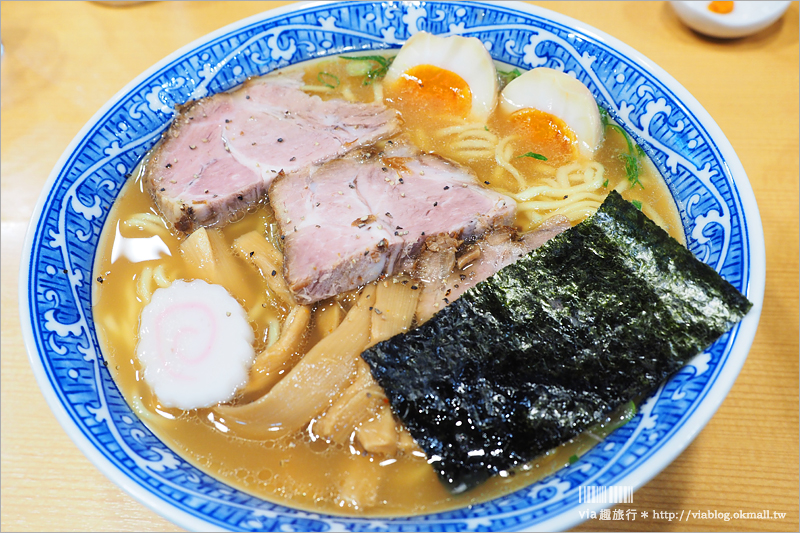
[708,1,734,14]
[385,65,472,118]
[509,108,577,162]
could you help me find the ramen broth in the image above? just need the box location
[93,55,683,515]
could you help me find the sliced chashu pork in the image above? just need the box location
[415,216,572,323]
[269,151,516,304]
[144,72,401,232]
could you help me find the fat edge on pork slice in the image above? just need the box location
[361,191,753,494]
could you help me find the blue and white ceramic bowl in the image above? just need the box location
[21,1,765,531]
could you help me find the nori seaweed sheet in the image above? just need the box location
[361,191,752,494]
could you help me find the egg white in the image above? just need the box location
[383,32,498,122]
[499,67,604,158]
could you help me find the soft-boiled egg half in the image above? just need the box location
[500,67,604,160]
[383,32,498,122]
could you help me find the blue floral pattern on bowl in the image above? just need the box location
[22,1,762,531]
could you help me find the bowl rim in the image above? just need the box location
[19,1,766,531]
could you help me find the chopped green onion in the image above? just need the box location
[340,55,395,86]
[516,152,548,161]
[599,105,611,128]
[344,59,372,77]
[568,454,579,464]
[317,72,340,89]
[618,150,644,190]
[602,178,609,188]
[598,105,645,189]
[606,400,637,432]
[340,54,392,64]
[631,200,643,211]
[583,400,638,441]
[497,67,522,90]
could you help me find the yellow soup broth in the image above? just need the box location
[93,55,684,516]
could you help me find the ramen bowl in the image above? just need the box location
[21,1,765,531]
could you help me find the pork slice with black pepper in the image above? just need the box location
[357,153,516,270]
[270,159,404,304]
[415,216,572,323]
[144,72,401,232]
[269,151,516,305]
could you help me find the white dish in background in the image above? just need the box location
[671,1,792,39]
[21,1,765,531]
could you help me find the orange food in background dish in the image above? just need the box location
[708,1,734,14]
